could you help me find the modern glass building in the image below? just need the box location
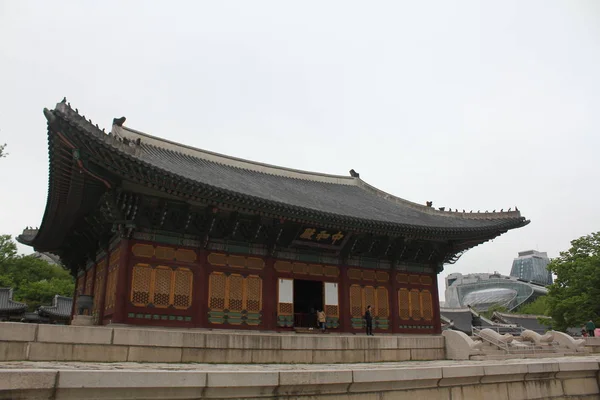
[509,250,552,286]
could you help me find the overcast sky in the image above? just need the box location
[1,1,598,300]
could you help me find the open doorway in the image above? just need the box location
[293,279,324,328]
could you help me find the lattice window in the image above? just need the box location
[409,289,421,320]
[278,302,293,315]
[363,286,376,316]
[228,274,244,311]
[325,304,339,317]
[420,290,433,321]
[398,288,410,320]
[246,275,262,312]
[173,268,193,309]
[153,266,172,307]
[376,286,389,318]
[349,284,362,318]
[131,263,152,306]
[209,272,226,310]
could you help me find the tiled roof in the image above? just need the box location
[38,295,72,320]
[492,312,551,333]
[0,288,27,314]
[43,101,529,236]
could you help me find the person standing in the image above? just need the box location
[586,319,596,337]
[317,310,326,333]
[364,305,374,336]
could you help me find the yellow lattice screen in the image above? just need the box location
[278,302,293,315]
[131,263,152,307]
[325,304,339,317]
[228,274,244,312]
[398,288,410,320]
[409,289,421,319]
[363,286,376,315]
[349,284,362,317]
[246,275,262,312]
[153,267,172,307]
[208,272,226,310]
[420,290,433,321]
[173,268,193,309]
[376,286,389,318]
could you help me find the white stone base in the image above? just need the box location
[70,316,94,326]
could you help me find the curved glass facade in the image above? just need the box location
[510,250,552,286]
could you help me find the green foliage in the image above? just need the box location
[546,232,600,332]
[0,143,7,158]
[516,296,549,316]
[0,235,74,311]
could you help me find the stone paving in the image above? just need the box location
[1,355,599,372]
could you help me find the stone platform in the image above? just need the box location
[1,356,599,399]
[0,323,444,364]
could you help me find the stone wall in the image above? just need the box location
[0,322,444,364]
[0,357,598,399]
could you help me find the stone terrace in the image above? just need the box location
[1,356,599,399]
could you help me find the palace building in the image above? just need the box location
[18,99,529,334]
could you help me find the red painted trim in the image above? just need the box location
[338,265,350,332]
[431,272,442,334]
[262,257,276,331]
[195,249,209,329]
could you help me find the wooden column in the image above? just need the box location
[390,268,400,333]
[431,269,442,334]
[97,244,110,325]
[112,238,131,324]
[193,249,209,328]
[338,265,350,332]
[262,257,276,331]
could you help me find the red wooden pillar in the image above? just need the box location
[262,257,276,331]
[194,249,209,328]
[97,245,110,325]
[112,238,131,324]
[338,265,350,332]
[390,269,400,333]
[431,269,442,334]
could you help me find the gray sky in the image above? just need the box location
[1,1,599,300]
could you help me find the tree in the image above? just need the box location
[546,232,600,331]
[0,143,7,158]
[480,304,508,320]
[516,296,549,316]
[0,235,74,311]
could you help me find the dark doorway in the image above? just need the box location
[293,279,323,328]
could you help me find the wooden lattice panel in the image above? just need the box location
[325,304,339,318]
[362,270,376,281]
[396,273,409,284]
[175,249,197,263]
[398,288,410,320]
[208,272,226,310]
[409,289,421,320]
[420,290,433,321]
[155,247,176,261]
[348,269,362,280]
[349,284,362,318]
[132,244,154,258]
[324,266,340,277]
[228,274,244,312]
[278,302,293,315]
[364,286,376,315]
[153,266,172,308]
[131,263,152,307]
[245,275,262,312]
[376,286,389,318]
[376,271,389,282]
[274,261,293,273]
[420,275,433,286]
[173,268,193,309]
